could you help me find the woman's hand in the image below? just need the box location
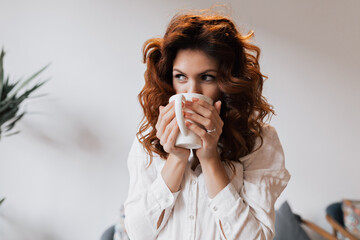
[184,98,229,198]
[184,98,223,162]
[155,101,190,161]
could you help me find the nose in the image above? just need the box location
[187,79,201,94]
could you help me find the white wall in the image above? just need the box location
[0,0,359,239]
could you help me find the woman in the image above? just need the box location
[124,10,290,240]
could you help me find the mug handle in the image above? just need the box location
[174,94,188,136]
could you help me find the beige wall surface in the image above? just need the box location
[0,0,359,239]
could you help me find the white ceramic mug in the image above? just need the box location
[169,93,213,149]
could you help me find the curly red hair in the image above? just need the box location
[137,11,274,166]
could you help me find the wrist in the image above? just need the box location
[199,155,221,171]
[198,150,220,164]
[163,153,188,193]
[200,156,230,198]
[168,153,188,165]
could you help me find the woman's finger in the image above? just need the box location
[185,98,221,124]
[192,97,212,109]
[185,121,211,142]
[157,101,174,123]
[213,101,223,129]
[164,121,180,152]
[184,112,215,131]
[214,100,221,115]
[162,119,182,153]
[156,102,175,137]
[160,117,177,147]
[184,100,223,132]
[185,99,212,119]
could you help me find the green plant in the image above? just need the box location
[0,48,49,139]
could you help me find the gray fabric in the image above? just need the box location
[100,225,115,240]
[274,201,311,240]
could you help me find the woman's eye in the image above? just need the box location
[174,74,186,81]
[201,74,216,82]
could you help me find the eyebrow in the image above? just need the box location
[173,68,218,75]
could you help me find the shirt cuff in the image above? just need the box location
[208,182,240,219]
[148,172,180,210]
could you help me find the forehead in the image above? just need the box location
[172,49,219,71]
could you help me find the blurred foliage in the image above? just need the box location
[0,48,49,140]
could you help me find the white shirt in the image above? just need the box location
[124,125,291,240]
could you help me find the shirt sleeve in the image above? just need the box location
[208,126,291,240]
[124,137,180,240]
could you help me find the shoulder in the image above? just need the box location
[128,136,146,157]
[240,124,285,170]
[256,124,282,153]
[127,135,164,170]
[126,136,165,189]
[260,124,278,141]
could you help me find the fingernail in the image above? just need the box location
[192,98,199,102]
[185,121,191,127]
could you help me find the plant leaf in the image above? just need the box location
[0,50,49,138]
[1,76,22,102]
[6,63,50,100]
[0,79,47,113]
[5,111,25,131]
[0,48,5,102]
[0,96,16,113]
[15,80,47,103]
[0,106,19,126]
[4,130,20,137]
[28,93,49,99]
[0,197,5,206]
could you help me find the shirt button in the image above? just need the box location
[189,215,194,220]
[191,179,196,184]
[213,206,218,211]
